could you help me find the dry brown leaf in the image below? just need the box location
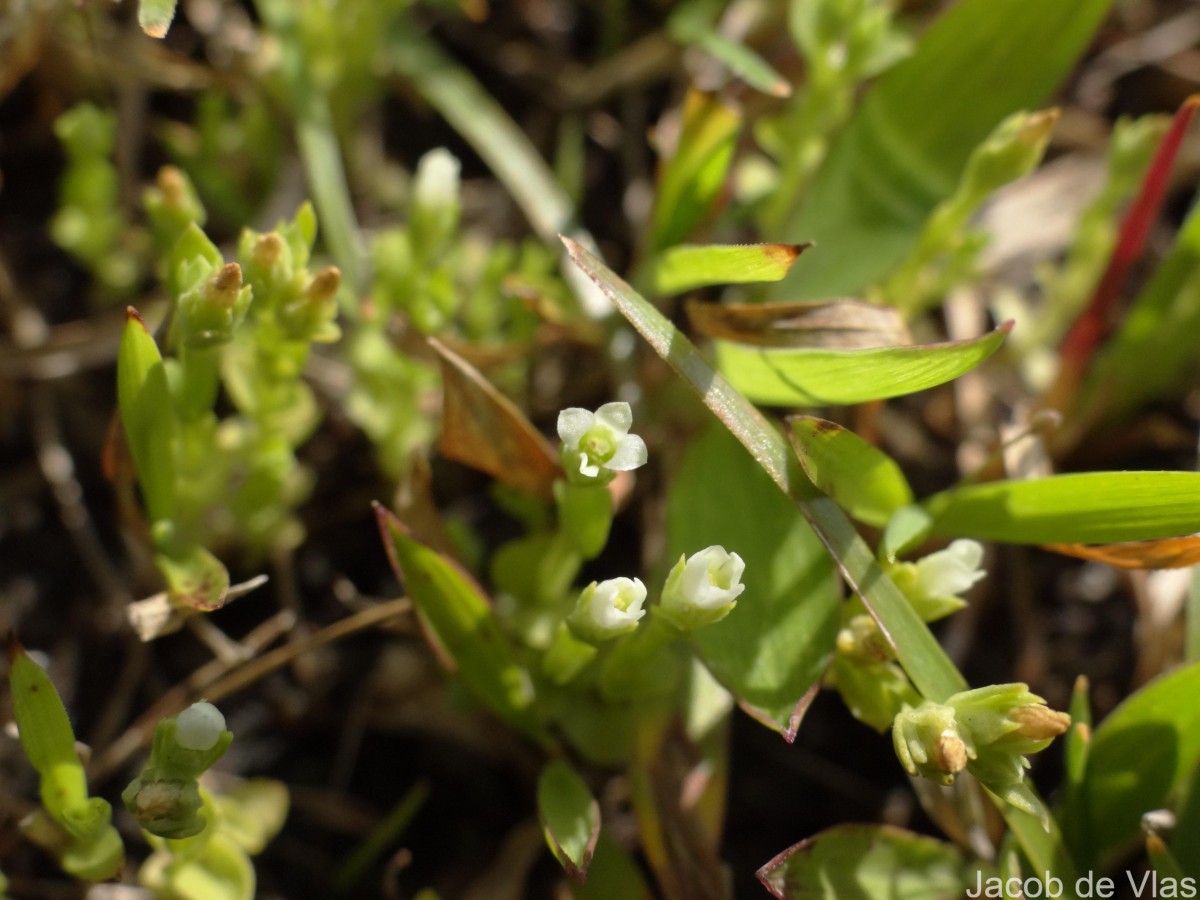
[432,338,562,500]
[685,298,912,349]
[1043,536,1200,569]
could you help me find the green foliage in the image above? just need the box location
[537,759,600,882]
[7,641,124,881]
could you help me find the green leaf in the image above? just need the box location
[756,825,973,900]
[375,506,551,745]
[118,309,178,524]
[667,424,840,737]
[714,322,1010,406]
[138,0,177,38]
[1078,661,1200,866]
[691,30,791,98]
[644,243,806,296]
[573,830,654,900]
[880,505,935,562]
[776,0,1114,299]
[923,472,1200,545]
[537,759,601,882]
[789,417,913,527]
[8,641,83,785]
[649,91,741,253]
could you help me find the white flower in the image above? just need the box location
[557,401,648,481]
[413,148,461,212]
[914,539,986,600]
[891,539,986,622]
[567,577,647,642]
[175,701,226,751]
[660,545,745,629]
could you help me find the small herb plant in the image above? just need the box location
[4,0,1200,897]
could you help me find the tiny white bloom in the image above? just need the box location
[914,540,986,600]
[557,401,648,480]
[568,576,647,642]
[660,545,745,629]
[175,701,226,751]
[413,148,461,212]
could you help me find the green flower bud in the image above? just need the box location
[567,577,647,643]
[658,545,745,630]
[892,684,1069,822]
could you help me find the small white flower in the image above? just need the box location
[660,545,745,629]
[567,577,647,642]
[557,401,648,480]
[914,540,986,600]
[175,701,226,751]
[413,148,461,212]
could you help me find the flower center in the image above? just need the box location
[581,427,616,465]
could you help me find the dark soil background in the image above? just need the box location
[2,1,1200,897]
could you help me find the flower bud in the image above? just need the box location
[557,402,647,483]
[659,545,745,629]
[567,577,647,643]
[204,263,244,309]
[175,701,226,751]
[893,703,964,785]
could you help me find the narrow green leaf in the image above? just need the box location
[138,0,177,37]
[789,417,913,528]
[923,472,1200,545]
[714,322,1011,406]
[649,91,741,253]
[644,243,806,296]
[667,424,839,737]
[374,506,550,746]
[117,308,178,525]
[776,0,1114,298]
[538,759,601,883]
[573,830,654,900]
[9,641,82,785]
[756,825,972,900]
[1080,661,1200,865]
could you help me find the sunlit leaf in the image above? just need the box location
[433,338,562,501]
[375,506,550,745]
[1079,661,1200,866]
[644,243,806,296]
[687,298,910,349]
[789,417,913,528]
[649,90,741,253]
[667,424,839,737]
[924,472,1200,545]
[757,825,972,900]
[776,0,1114,299]
[714,322,1010,406]
[117,308,178,524]
[537,759,600,882]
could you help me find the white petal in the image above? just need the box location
[176,701,225,750]
[593,401,633,436]
[606,434,648,471]
[557,408,594,447]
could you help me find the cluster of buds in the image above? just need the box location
[893,684,1070,819]
[122,701,233,839]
